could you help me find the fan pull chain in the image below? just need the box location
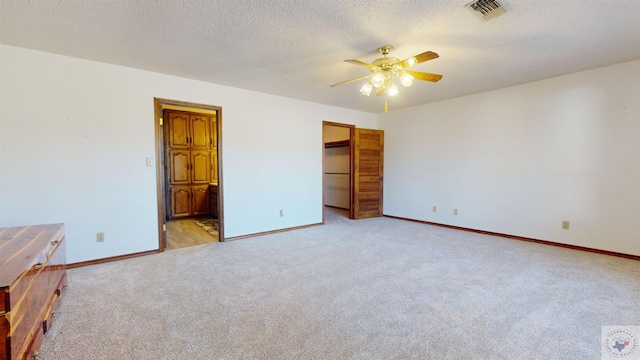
[384,100,388,113]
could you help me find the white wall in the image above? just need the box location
[0,45,377,263]
[380,60,640,256]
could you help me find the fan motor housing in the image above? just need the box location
[372,57,401,69]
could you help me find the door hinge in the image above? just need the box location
[159,117,163,126]
[352,204,355,209]
[162,224,166,232]
[380,176,384,181]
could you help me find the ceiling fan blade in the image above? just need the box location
[397,51,439,68]
[344,59,378,70]
[329,74,372,87]
[404,70,443,82]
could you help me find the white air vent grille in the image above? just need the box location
[465,0,507,21]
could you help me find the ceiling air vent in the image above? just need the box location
[465,0,507,21]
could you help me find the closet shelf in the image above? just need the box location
[324,140,349,148]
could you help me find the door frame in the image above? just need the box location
[154,98,224,250]
[322,121,355,220]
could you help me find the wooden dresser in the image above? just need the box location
[0,224,67,360]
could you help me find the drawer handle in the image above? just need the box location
[51,240,60,246]
[33,263,43,270]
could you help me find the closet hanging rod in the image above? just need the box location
[324,140,350,148]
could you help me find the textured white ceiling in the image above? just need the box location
[1,0,639,114]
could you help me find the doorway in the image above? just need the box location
[322,122,384,220]
[323,122,354,219]
[154,98,224,251]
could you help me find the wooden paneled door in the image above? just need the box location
[168,112,210,149]
[167,112,190,148]
[170,186,191,217]
[190,115,211,149]
[191,185,210,215]
[353,128,384,219]
[168,149,210,185]
[170,185,210,218]
[169,149,190,184]
[191,150,210,183]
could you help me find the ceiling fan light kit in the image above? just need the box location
[331,45,443,113]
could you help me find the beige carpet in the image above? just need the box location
[40,208,640,359]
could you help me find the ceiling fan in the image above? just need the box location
[330,45,443,112]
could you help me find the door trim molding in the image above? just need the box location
[154,98,224,250]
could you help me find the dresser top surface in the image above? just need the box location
[0,224,65,288]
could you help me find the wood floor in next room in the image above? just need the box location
[166,218,218,250]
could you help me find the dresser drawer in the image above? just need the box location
[5,234,64,315]
[0,224,67,360]
[10,239,65,357]
[1,226,56,314]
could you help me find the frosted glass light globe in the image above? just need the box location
[371,73,384,88]
[387,84,399,96]
[360,82,373,96]
[400,73,414,87]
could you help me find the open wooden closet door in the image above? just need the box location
[352,128,384,219]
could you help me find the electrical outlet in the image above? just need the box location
[96,232,105,242]
[562,221,570,230]
[432,206,437,213]
[453,209,458,216]
[279,209,284,218]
